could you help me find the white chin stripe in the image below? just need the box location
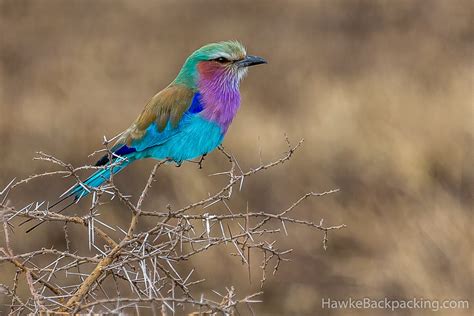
[237,68,248,81]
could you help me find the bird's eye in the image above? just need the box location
[213,57,229,63]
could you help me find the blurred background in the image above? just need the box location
[0,0,472,315]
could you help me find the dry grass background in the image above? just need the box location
[0,0,472,315]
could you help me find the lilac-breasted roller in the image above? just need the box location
[58,41,266,206]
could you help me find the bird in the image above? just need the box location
[22,41,266,231]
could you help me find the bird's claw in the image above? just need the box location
[198,154,207,169]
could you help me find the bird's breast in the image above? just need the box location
[197,76,241,133]
[146,115,224,162]
[200,93,240,133]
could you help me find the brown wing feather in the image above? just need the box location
[117,84,194,146]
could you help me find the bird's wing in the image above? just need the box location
[95,84,200,166]
[122,84,196,144]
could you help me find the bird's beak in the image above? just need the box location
[236,55,267,68]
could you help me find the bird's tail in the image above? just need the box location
[21,156,134,233]
[64,156,135,201]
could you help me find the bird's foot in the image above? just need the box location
[198,154,207,169]
[187,154,207,169]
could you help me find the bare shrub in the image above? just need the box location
[0,138,345,315]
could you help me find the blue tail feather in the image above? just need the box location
[69,157,133,199]
[21,156,134,233]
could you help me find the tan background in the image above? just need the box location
[0,0,472,315]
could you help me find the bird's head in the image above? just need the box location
[173,41,266,89]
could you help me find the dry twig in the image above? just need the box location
[0,138,346,314]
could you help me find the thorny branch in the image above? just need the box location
[0,138,346,314]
